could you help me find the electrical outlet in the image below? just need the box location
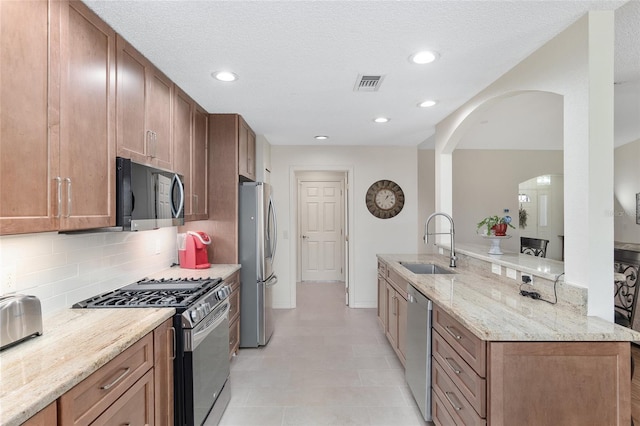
[155,237,161,255]
[2,265,17,294]
[521,273,534,285]
[491,264,501,275]
[438,247,444,255]
[506,268,517,280]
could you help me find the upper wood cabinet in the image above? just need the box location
[0,0,59,234]
[60,1,116,231]
[173,87,208,221]
[0,0,115,235]
[192,105,209,219]
[208,114,256,263]
[116,35,173,170]
[238,116,256,182]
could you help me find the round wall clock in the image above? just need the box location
[365,180,405,219]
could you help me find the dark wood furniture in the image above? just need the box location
[520,237,550,258]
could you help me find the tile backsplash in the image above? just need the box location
[0,228,178,316]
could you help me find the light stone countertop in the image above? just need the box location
[378,253,640,342]
[441,242,565,281]
[0,308,174,426]
[0,263,240,426]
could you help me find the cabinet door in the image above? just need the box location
[146,67,173,170]
[238,116,256,181]
[238,118,249,178]
[385,283,398,348]
[153,318,174,426]
[22,402,56,426]
[173,87,192,215]
[377,274,387,331]
[59,0,115,231]
[191,105,208,219]
[116,35,147,162]
[0,0,60,234]
[247,125,256,179]
[488,341,631,426]
[396,293,407,364]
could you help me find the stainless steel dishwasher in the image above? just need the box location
[405,284,433,422]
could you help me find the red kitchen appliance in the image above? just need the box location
[178,231,211,269]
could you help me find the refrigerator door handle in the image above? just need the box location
[268,195,277,262]
[265,275,278,287]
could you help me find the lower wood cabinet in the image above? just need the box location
[432,302,631,426]
[90,369,154,426]
[53,318,173,426]
[632,343,640,425]
[377,260,407,366]
[153,318,175,426]
[488,341,630,426]
[22,402,56,426]
[227,271,241,358]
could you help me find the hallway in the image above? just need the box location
[217,282,428,425]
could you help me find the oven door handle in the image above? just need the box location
[190,302,230,351]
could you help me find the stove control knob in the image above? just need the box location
[190,309,199,323]
[217,286,230,300]
[202,303,210,316]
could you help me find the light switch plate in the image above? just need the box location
[491,264,501,275]
[506,268,517,280]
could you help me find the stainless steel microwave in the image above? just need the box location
[116,157,185,231]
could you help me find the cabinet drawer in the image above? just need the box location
[433,329,486,417]
[229,288,240,325]
[433,303,486,376]
[91,369,155,426]
[386,267,408,298]
[433,359,486,425]
[58,333,154,425]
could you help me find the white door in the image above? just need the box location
[300,181,344,281]
[156,174,172,219]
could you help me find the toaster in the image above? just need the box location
[0,294,43,351]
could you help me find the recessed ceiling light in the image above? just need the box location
[374,117,389,123]
[410,51,438,65]
[314,135,329,140]
[418,100,437,108]
[212,71,238,82]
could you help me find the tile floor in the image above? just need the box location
[215,281,429,426]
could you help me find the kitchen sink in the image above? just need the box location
[400,262,455,275]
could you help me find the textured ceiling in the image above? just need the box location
[83,0,639,149]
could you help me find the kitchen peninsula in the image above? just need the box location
[377,250,640,426]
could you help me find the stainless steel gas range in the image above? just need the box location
[74,276,232,426]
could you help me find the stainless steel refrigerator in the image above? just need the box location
[239,182,277,347]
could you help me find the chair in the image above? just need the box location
[614,248,640,329]
[520,237,549,258]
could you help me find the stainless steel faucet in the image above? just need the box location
[424,212,457,267]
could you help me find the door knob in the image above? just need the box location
[302,235,308,239]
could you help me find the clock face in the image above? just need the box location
[365,180,405,219]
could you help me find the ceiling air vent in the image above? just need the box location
[354,74,385,92]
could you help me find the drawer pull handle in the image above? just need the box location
[100,367,131,390]
[445,325,463,340]
[444,391,463,411]
[444,357,462,374]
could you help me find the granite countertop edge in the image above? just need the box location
[377,253,640,343]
